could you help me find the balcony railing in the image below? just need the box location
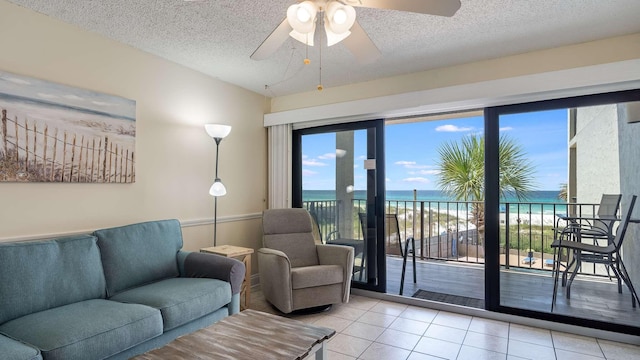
[303,198,609,277]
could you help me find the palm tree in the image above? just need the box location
[436,134,536,242]
[558,183,568,201]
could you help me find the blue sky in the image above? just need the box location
[302,109,568,192]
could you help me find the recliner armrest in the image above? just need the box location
[316,244,354,268]
[257,248,294,313]
[178,251,245,295]
[316,244,354,303]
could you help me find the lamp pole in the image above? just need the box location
[213,137,221,246]
[205,123,231,247]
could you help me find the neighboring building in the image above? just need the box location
[568,105,621,207]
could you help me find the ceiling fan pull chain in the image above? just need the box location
[318,13,324,91]
[304,36,311,65]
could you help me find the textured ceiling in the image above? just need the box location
[7,0,640,97]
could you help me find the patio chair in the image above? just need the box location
[385,213,417,296]
[311,210,366,280]
[551,195,638,311]
[575,194,622,245]
[554,194,621,281]
[258,208,354,313]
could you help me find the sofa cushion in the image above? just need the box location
[0,235,106,325]
[0,335,42,360]
[109,277,232,331]
[94,219,182,296]
[0,299,162,360]
[291,265,344,289]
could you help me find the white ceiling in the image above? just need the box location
[7,0,640,97]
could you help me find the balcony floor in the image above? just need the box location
[385,256,640,328]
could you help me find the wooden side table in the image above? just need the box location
[200,245,254,310]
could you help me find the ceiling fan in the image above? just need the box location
[250,0,462,64]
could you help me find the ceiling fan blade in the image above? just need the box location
[250,18,292,60]
[342,20,381,65]
[347,0,461,17]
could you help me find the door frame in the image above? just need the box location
[293,119,386,292]
[485,88,640,335]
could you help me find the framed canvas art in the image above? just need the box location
[0,71,136,183]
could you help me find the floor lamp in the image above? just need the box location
[205,124,231,247]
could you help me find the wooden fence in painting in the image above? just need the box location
[0,109,135,183]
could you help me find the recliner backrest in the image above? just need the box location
[262,208,319,267]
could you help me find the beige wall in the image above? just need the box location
[0,1,267,272]
[270,33,640,113]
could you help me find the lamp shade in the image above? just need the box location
[287,1,317,35]
[326,2,355,34]
[324,2,355,46]
[205,124,232,139]
[289,29,315,46]
[209,179,227,196]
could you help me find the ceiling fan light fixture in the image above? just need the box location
[326,1,355,34]
[287,1,317,34]
[325,26,351,47]
[289,29,315,46]
[333,8,347,24]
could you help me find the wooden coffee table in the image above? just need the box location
[132,309,336,359]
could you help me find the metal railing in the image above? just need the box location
[302,198,609,277]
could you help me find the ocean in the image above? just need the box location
[303,190,567,215]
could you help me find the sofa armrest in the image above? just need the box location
[257,248,293,313]
[316,244,354,302]
[178,251,245,295]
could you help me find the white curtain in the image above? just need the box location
[267,124,292,209]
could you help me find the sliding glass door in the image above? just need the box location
[293,120,386,292]
[486,89,640,335]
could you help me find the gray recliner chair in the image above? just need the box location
[258,208,354,313]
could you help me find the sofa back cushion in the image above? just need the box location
[94,219,182,296]
[0,235,106,325]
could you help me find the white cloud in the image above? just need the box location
[358,155,367,160]
[435,124,473,132]
[64,94,84,101]
[318,152,336,160]
[419,169,440,175]
[395,160,415,166]
[302,169,318,176]
[386,178,391,182]
[302,159,327,167]
[500,126,514,132]
[402,177,430,183]
[396,160,431,170]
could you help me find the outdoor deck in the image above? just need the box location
[385,256,640,328]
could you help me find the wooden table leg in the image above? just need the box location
[242,254,252,310]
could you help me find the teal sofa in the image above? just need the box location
[0,219,245,360]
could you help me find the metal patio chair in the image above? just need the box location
[551,195,638,311]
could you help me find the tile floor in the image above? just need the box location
[249,289,640,360]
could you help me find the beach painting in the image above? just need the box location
[0,71,136,183]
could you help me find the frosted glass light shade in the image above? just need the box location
[326,2,355,34]
[209,179,227,196]
[287,1,317,34]
[205,124,232,139]
[289,29,315,46]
